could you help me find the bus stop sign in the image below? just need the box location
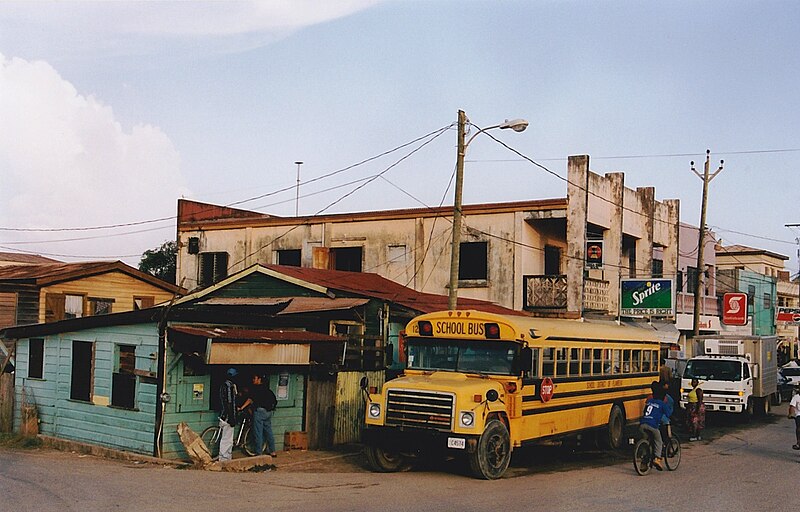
[540,377,554,403]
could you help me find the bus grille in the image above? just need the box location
[385,389,454,430]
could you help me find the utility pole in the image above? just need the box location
[448,110,467,310]
[690,150,724,337]
[294,161,303,216]
[785,224,800,359]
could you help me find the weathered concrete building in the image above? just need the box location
[176,155,680,319]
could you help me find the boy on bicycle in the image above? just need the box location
[640,382,667,471]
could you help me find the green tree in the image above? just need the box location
[139,240,177,284]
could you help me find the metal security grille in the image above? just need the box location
[385,389,454,430]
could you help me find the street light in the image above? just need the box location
[448,110,528,310]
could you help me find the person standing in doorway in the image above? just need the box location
[218,367,239,461]
[240,373,278,457]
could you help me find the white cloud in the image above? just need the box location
[0,53,188,263]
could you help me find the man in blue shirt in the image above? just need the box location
[640,383,667,470]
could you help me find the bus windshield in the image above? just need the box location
[405,337,519,375]
[684,359,742,381]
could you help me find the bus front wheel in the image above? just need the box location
[604,404,625,449]
[468,419,511,480]
[364,445,409,472]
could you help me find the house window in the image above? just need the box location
[686,266,699,295]
[28,338,44,379]
[64,294,84,319]
[88,297,114,316]
[198,252,229,288]
[652,259,663,278]
[277,249,301,267]
[544,245,561,275]
[111,344,136,409]
[764,293,771,310]
[387,245,407,264]
[676,270,684,292]
[330,247,363,272]
[134,296,155,310]
[747,285,756,306]
[70,340,93,402]
[459,242,488,280]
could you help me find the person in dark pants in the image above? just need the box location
[241,373,278,457]
[218,368,239,462]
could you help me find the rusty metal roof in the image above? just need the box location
[198,296,370,314]
[0,252,61,265]
[0,260,184,293]
[170,325,343,343]
[260,264,524,316]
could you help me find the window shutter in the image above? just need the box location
[45,293,65,322]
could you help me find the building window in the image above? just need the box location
[65,294,84,319]
[747,285,756,306]
[686,267,699,295]
[277,249,301,267]
[111,344,136,409]
[676,270,683,292]
[198,252,229,288]
[459,242,488,281]
[88,297,114,316]
[544,245,561,275]
[330,247,363,272]
[764,293,771,310]
[652,259,663,278]
[134,296,155,310]
[28,338,44,379]
[387,245,407,264]
[70,340,93,402]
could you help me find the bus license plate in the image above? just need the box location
[447,437,466,449]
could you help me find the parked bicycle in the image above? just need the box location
[200,413,267,458]
[633,424,681,475]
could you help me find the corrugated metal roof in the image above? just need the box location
[170,326,344,343]
[0,252,60,265]
[0,260,184,293]
[197,296,370,313]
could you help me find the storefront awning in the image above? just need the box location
[169,326,345,365]
[618,319,680,345]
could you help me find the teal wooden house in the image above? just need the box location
[2,264,516,459]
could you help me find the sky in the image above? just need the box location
[0,0,798,272]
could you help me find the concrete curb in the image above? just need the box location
[37,435,189,467]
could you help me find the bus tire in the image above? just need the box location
[468,419,511,480]
[364,445,409,473]
[604,404,625,450]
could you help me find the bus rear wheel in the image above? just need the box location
[468,419,511,480]
[604,404,625,449]
[365,445,409,472]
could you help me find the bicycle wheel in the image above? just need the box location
[633,438,651,476]
[200,425,221,459]
[241,424,266,456]
[664,436,681,471]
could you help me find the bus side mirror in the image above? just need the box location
[521,347,533,374]
[359,376,368,390]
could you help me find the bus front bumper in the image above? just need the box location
[362,425,480,454]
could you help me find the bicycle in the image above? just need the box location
[200,413,266,458]
[633,424,681,475]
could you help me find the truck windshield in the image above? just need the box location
[684,359,742,381]
[405,337,519,375]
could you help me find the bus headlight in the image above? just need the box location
[368,403,382,418]
[459,411,475,428]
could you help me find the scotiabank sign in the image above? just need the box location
[722,292,748,326]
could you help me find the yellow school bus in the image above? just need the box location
[362,310,661,479]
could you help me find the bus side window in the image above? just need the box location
[593,348,603,374]
[556,347,568,376]
[642,350,651,372]
[622,349,631,373]
[631,349,641,373]
[569,348,580,375]
[542,348,555,376]
[529,348,539,378]
[612,349,621,374]
[581,348,592,375]
[652,350,659,371]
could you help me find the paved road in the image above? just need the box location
[2,404,798,512]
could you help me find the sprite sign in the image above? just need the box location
[620,278,674,316]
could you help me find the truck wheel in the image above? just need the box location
[365,445,409,472]
[604,404,625,449]
[468,419,511,480]
[740,397,754,422]
[758,397,770,417]
[771,391,782,406]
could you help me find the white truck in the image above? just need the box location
[680,335,778,417]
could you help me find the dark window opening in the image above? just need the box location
[277,249,302,267]
[111,344,136,409]
[652,258,663,278]
[88,297,114,316]
[199,252,229,287]
[747,285,756,306]
[544,245,561,275]
[70,340,93,402]
[687,266,699,295]
[459,241,488,280]
[28,338,44,379]
[330,247,363,272]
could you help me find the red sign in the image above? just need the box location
[722,292,748,326]
[777,307,800,325]
[540,377,554,403]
